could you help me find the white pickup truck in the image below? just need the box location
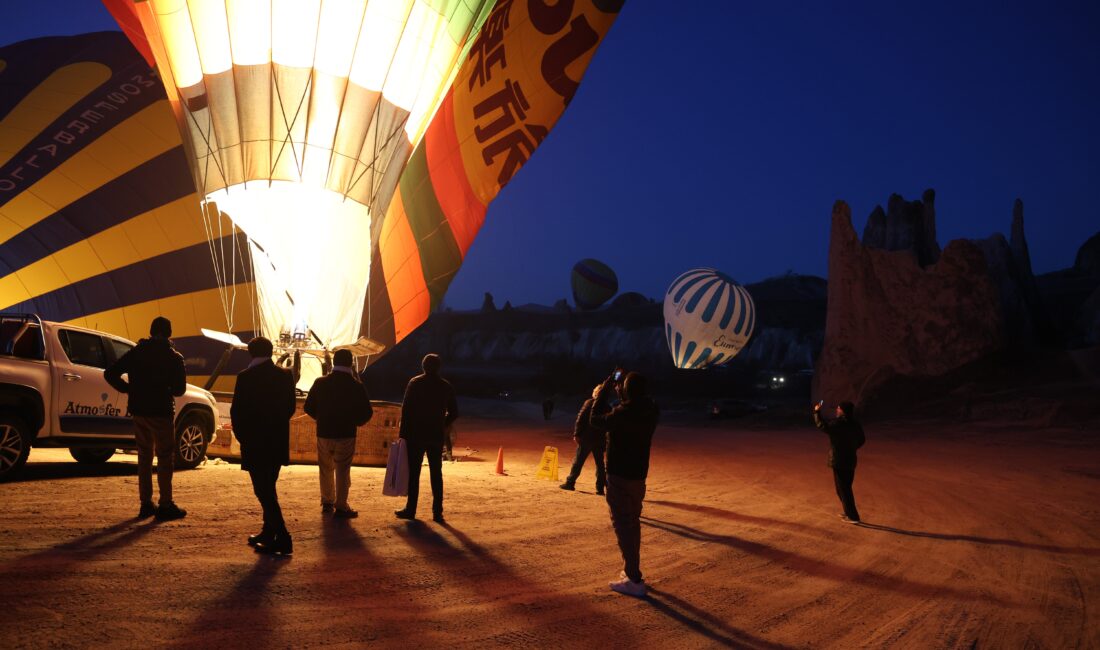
[0,313,219,481]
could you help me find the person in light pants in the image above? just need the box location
[304,349,373,518]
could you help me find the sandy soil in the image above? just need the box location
[1,412,1097,649]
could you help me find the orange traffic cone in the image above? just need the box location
[495,447,506,475]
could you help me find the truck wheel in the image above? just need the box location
[0,415,31,481]
[175,413,209,470]
[70,448,116,464]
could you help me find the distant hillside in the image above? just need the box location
[363,273,827,401]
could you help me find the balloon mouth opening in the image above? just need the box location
[204,182,373,388]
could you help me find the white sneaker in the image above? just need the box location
[609,576,647,597]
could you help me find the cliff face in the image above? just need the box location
[815,200,1003,406]
[861,189,941,267]
[1038,231,1100,347]
[816,189,1099,410]
[969,199,1048,344]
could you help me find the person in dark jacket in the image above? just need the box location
[590,371,659,597]
[231,337,297,555]
[812,400,865,523]
[395,354,458,523]
[560,385,606,494]
[304,349,373,518]
[104,316,187,520]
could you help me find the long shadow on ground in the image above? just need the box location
[650,498,1100,557]
[170,552,288,648]
[394,519,641,646]
[856,522,1100,556]
[640,516,1015,606]
[647,499,828,535]
[644,586,796,650]
[0,518,162,584]
[319,516,430,642]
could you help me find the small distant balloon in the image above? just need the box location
[663,268,755,369]
[571,259,618,310]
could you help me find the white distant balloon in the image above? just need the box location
[663,268,756,369]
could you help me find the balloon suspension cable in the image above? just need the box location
[201,198,234,334]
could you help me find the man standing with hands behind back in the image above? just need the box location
[395,353,458,523]
[231,336,298,555]
[104,316,187,521]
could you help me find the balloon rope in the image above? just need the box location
[269,67,312,182]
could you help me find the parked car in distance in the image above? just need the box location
[709,399,768,419]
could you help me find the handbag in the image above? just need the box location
[382,438,409,496]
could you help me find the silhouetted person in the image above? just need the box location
[231,337,297,555]
[542,397,554,420]
[590,371,659,597]
[104,316,187,520]
[813,400,865,523]
[395,354,458,523]
[304,349,373,518]
[560,386,606,494]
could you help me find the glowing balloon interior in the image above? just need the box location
[663,268,756,370]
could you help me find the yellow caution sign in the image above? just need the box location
[535,446,559,481]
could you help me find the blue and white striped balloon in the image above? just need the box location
[663,268,756,369]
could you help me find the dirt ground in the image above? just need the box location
[1,411,1098,649]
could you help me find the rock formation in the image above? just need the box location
[1075,232,1100,279]
[609,291,650,309]
[861,189,941,267]
[1073,233,1100,345]
[816,200,1003,406]
[968,199,1047,344]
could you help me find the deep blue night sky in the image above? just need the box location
[3,1,1098,308]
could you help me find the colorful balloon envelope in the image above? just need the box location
[100,0,624,369]
[0,32,257,390]
[663,268,755,369]
[571,258,618,310]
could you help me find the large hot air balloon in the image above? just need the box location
[102,0,624,383]
[0,32,257,391]
[663,268,755,370]
[571,258,618,310]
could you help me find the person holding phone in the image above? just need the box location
[560,384,607,494]
[590,369,659,597]
[812,399,865,523]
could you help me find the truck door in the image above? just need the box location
[102,336,134,422]
[53,329,131,437]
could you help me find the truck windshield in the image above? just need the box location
[0,319,44,360]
